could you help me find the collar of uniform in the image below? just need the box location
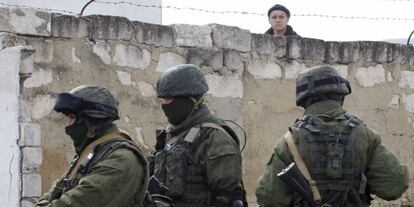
[97,124,118,137]
[303,100,346,117]
[265,25,295,35]
[76,123,118,154]
[169,104,211,135]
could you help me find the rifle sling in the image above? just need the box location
[284,131,322,203]
[201,122,231,136]
[68,131,130,180]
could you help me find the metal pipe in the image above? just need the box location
[80,0,95,16]
[407,30,414,46]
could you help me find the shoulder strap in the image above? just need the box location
[68,131,130,180]
[201,122,228,134]
[202,122,239,142]
[284,131,322,203]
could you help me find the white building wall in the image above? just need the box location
[2,0,162,24]
[0,47,24,207]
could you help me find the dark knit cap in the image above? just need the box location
[267,4,290,17]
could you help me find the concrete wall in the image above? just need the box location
[0,45,34,207]
[1,0,162,24]
[0,6,413,206]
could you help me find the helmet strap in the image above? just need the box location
[189,95,204,110]
[169,96,204,128]
[80,113,113,138]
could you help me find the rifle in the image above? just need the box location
[50,156,79,200]
[277,162,331,207]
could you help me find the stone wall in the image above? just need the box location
[0,6,413,206]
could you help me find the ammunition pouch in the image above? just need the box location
[154,143,189,197]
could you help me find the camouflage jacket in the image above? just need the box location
[149,105,245,207]
[255,100,409,207]
[36,127,148,207]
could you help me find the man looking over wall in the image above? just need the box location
[265,4,299,37]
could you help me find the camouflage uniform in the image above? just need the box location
[255,66,409,207]
[149,64,246,207]
[36,85,148,207]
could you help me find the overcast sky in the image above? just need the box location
[162,0,413,43]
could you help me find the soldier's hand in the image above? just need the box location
[35,199,50,206]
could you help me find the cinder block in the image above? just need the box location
[340,42,360,63]
[19,100,31,123]
[325,41,360,64]
[86,15,134,41]
[113,44,151,69]
[9,8,51,36]
[405,94,414,113]
[172,24,212,48]
[355,65,386,87]
[155,52,185,73]
[22,173,42,197]
[19,47,35,75]
[210,24,251,52]
[19,123,41,147]
[325,41,341,63]
[393,44,414,65]
[359,41,377,63]
[0,7,10,32]
[21,198,37,207]
[247,58,282,80]
[287,37,325,61]
[374,42,394,63]
[22,147,42,173]
[51,13,90,38]
[186,47,223,70]
[251,33,286,57]
[135,21,173,47]
[224,50,244,76]
[399,71,414,89]
[205,74,243,98]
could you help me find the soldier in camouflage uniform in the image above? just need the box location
[255,66,409,207]
[148,64,247,207]
[36,85,148,207]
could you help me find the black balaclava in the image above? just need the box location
[161,97,197,125]
[65,114,112,154]
[65,115,90,154]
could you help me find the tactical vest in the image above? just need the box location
[63,133,149,207]
[153,122,239,207]
[291,113,369,207]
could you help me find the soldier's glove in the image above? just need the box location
[35,199,50,206]
[214,189,246,207]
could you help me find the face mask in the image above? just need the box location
[161,97,194,125]
[65,116,89,152]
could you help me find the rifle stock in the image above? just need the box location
[277,162,320,207]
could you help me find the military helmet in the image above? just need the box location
[296,66,351,106]
[54,85,119,119]
[156,64,209,98]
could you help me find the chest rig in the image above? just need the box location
[292,113,368,206]
[154,126,209,206]
[153,123,237,206]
